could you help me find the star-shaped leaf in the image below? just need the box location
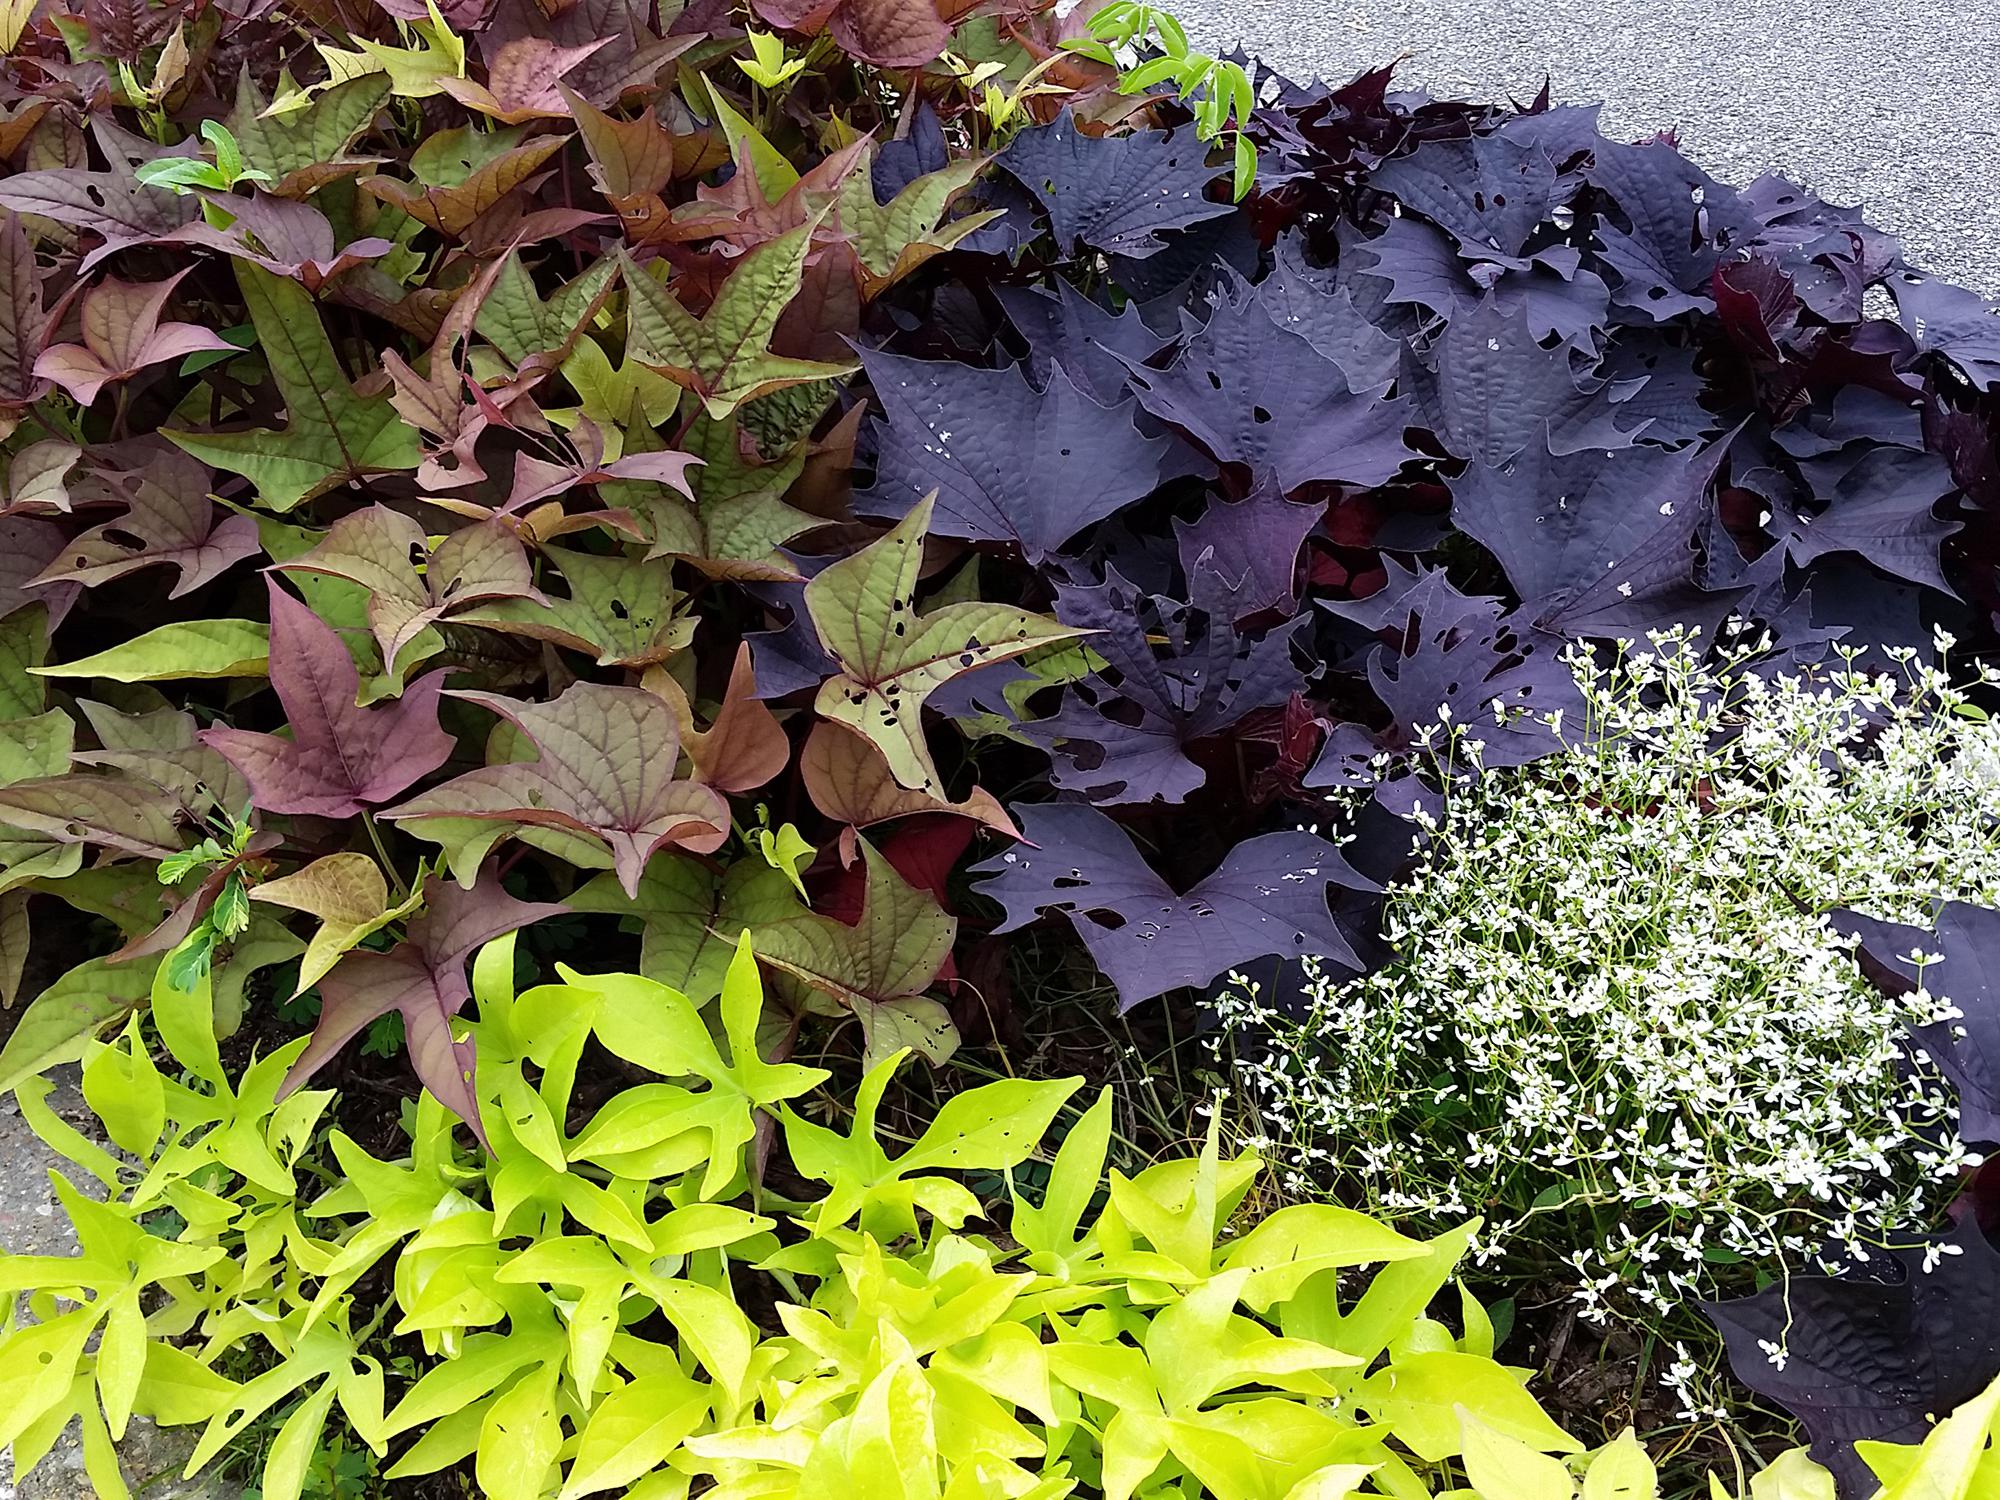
[830,144,998,296]
[386,681,730,897]
[27,445,261,599]
[280,505,545,670]
[250,852,427,995]
[621,225,858,419]
[854,346,1174,561]
[970,802,1373,1012]
[993,108,1234,260]
[167,263,420,512]
[199,578,456,818]
[452,545,693,668]
[364,132,567,237]
[1022,564,1305,806]
[278,869,567,1140]
[740,839,958,1062]
[226,73,393,197]
[805,495,1088,796]
[1123,284,1413,493]
[32,270,233,406]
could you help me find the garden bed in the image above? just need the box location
[0,0,1998,1495]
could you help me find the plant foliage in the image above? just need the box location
[0,937,1828,1500]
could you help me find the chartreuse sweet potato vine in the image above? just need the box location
[2,937,1871,1500]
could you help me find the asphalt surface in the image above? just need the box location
[1174,0,2000,294]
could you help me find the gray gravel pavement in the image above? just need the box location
[1174,0,2000,293]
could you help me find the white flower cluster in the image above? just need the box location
[1215,630,2000,1344]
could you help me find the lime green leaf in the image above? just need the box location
[1356,1350,1578,1463]
[81,1014,166,1157]
[0,955,160,1092]
[32,618,269,682]
[1581,1429,1658,1500]
[1460,1409,1578,1498]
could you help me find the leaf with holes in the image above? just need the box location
[27,445,260,600]
[805,495,1086,796]
[279,505,544,673]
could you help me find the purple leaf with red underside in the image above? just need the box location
[385,682,731,899]
[278,870,567,1143]
[853,346,1173,561]
[1585,140,1758,323]
[971,802,1374,1011]
[199,579,456,818]
[27,445,260,599]
[1172,484,1321,622]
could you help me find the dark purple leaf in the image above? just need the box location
[1893,274,2000,391]
[1706,1215,2000,1496]
[1309,571,1580,785]
[1769,447,1962,595]
[1414,296,1653,463]
[853,346,1173,560]
[993,108,1234,260]
[1371,133,1573,267]
[969,801,1374,1011]
[1349,216,1610,349]
[995,280,1169,406]
[1585,140,1757,322]
[1021,564,1305,806]
[1450,428,1745,635]
[1255,239,1401,392]
[1122,284,1412,493]
[1172,484,1322,622]
[1837,900,2000,1145]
